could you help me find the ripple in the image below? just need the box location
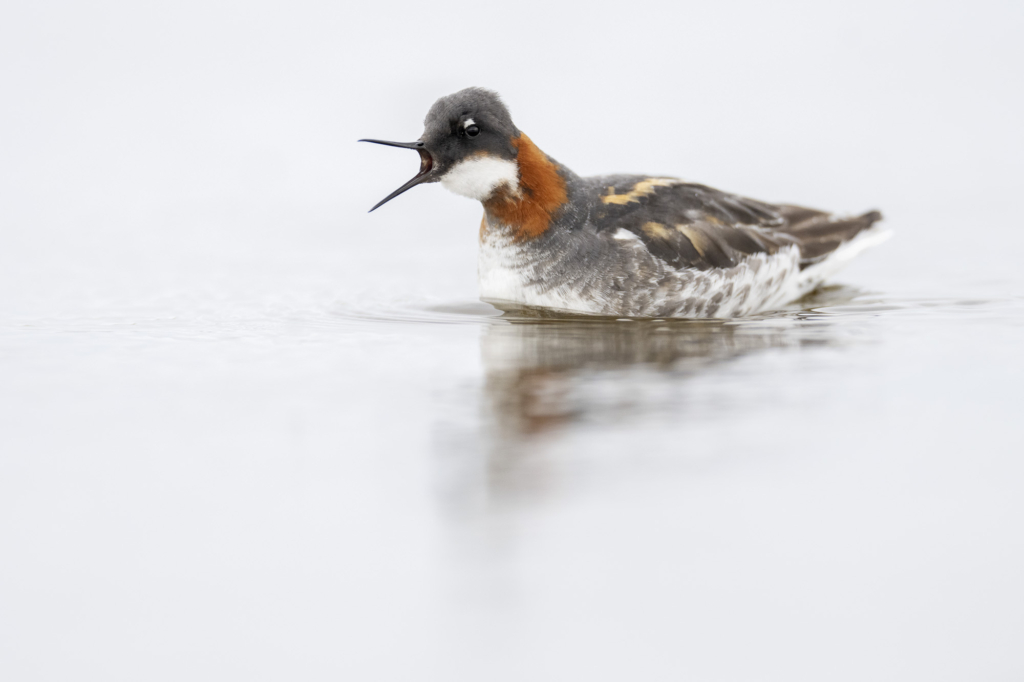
[5,286,1019,341]
[325,284,881,328]
[328,298,504,326]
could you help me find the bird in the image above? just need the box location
[360,87,888,318]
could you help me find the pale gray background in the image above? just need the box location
[2,1,1023,680]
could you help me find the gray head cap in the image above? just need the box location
[424,87,519,140]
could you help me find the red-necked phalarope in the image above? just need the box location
[361,87,888,318]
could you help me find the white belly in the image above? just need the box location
[477,226,890,318]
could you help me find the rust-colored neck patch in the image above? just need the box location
[483,133,568,241]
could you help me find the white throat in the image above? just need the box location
[441,156,520,201]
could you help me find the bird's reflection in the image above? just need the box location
[434,286,862,512]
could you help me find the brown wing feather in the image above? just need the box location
[589,176,882,271]
[775,206,884,265]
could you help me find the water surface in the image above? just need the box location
[2,269,1021,680]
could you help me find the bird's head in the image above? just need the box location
[361,87,521,211]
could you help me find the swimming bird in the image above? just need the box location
[361,87,888,318]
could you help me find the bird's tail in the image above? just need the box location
[775,207,885,268]
[786,210,891,298]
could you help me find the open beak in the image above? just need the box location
[359,139,434,212]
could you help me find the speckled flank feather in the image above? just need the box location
[479,234,800,317]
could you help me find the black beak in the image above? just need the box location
[359,139,434,212]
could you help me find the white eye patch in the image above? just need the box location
[441,155,519,201]
[463,118,475,129]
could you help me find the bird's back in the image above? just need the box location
[583,175,884,273]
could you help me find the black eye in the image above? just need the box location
[465,124,480,138]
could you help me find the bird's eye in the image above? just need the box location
[465,124,480,138]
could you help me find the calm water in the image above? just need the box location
[2,247,1022,679]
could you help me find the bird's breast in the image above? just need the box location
[477,228,597,313]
